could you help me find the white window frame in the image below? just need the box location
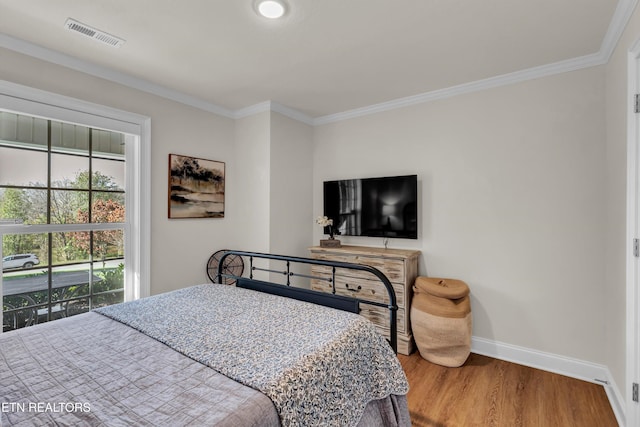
[0,80,150,327]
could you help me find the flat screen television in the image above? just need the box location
[323,174,418,239]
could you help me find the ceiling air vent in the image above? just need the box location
[64,18,125,48]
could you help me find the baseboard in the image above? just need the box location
[602,368,626,427]
[471,336,626,426]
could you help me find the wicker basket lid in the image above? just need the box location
[412,290,471,317]
[414,277,469,299]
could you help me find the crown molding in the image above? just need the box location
[234,101,272,119]
[234,101,315,125]
[1,0,637,126]
[0,33,236,119]
[601,0,639,63]
[314,0,637,125]
[312,52,607,125]
[269,102,315,125]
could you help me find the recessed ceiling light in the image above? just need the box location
[256,0,286,19]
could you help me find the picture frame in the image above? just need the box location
[168,154,225,218]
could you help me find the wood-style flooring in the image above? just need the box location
[398,352,618,427]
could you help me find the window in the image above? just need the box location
[0,81,150,332]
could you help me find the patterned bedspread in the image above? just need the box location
[95,283,409,427]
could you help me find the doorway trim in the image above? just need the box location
[625,36,640,427]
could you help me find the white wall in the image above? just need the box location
[604,1,640,407]
[0,47,238,295]
[269,112,313,257]
[313,66,608,363]
[0,47,316,294]
[234,111,314,283]
[268,112,314,284]
[235,112,272,254]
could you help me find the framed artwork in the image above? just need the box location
[168,154,225,218]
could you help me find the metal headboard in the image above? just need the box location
[216,250,399,353]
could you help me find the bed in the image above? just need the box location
[0,250,411,426]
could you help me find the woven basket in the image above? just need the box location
[411,277,472,367]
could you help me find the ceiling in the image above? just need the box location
[0,0,630,122]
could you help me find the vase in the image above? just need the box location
[320,237,341,248]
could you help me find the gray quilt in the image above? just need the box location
[1,284,411,426]
[0,311,280,426]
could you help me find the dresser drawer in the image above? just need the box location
[360,304,406,334]
[309,245,420,356]
[311,252,406,283]
[310,266,405,307]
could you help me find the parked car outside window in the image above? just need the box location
[2,254,40,270]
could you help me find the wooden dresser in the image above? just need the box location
[309,245,420,355]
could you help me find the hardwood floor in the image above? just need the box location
[398,352,618,427]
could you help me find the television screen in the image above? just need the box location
[323,174,417,239]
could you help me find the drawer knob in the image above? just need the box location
[345,283,362,292]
